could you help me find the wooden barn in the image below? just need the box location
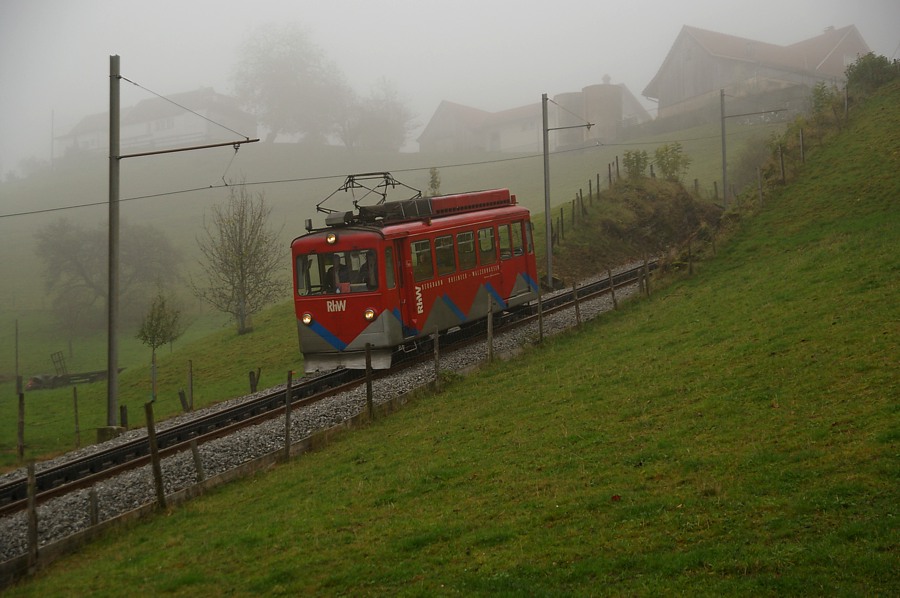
[643,25,871,120]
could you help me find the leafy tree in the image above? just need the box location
[654,142,692,182]
[136,293,183,402]
[623,150,649,180]
[355,78,416,152]
[34,219,181,332]
[335,79,415,152]
[845,52,900,96]
[233,23,351,143]
[193,184,286,334]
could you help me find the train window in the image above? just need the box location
[525,221,534,254]
[296,254,323,296]
[435,235,456,276]
[478,227,497,265]
[297,250,378,295]
[385,247,396,289]
[512,221,524,256]
[457,231,476,270]
[499,224,512,260]
[411,239,434,282]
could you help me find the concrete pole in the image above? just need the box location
[720,88,728,210]
[107,55,120,427]
[542,93,552,288]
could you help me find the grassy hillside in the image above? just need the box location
[5,80,898,594]
[0,112,780,467]
[0,118,780,375]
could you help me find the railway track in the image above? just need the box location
[0,261,655,518]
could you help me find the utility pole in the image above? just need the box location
[720,88,728,209]
[104,55,258,433]
[541,93,592,289]
[107,55,121,428]
[542,94,552,287]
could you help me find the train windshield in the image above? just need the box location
[296,249,378,296]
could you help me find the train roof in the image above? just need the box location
[321,188,519,229]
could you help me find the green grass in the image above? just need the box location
[3,83,898,594]
[0,303,301,466]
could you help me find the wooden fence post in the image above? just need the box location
[249,367,261,393]
[145,402,167,510]
[779,145,786,183]
[284,370,293,459]
[757,166,764,205]
[365,344,374,420]
[433,328,441,392]
[573,282,581,326]
[799,128,805,163]
[538,283,545,342]
[643,256,652,297]
[607,269,618,310]
[88,488,99,526]
[190,440,205,483]
[17,381,25,462]
[688,239,694,276]
[486,295,494,363]
[188,359,194,411]
[27,463,38,568]
[73,386,81,448]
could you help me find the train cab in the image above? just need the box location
[292,183,539,373]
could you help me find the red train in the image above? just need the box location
[291,176,539,372]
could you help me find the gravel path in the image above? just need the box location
[0,274,639,563]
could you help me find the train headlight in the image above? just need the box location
[326,232,337,245]
[301,312,313,325]
[364,308,376,321]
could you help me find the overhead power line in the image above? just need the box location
[0,128,759,220]
[120,76,253,141]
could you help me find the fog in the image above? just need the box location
[1,0,898,177]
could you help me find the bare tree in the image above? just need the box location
[136,293,183,402]
[193,185,286,334]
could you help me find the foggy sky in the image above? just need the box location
[1,0,898,177]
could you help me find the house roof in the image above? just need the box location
[416,100,491,143]
[643,24,870,99]
[483,102,540,126]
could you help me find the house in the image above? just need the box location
[643,25,871,120]
[418,78,652,154]
[56,88,257,158]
